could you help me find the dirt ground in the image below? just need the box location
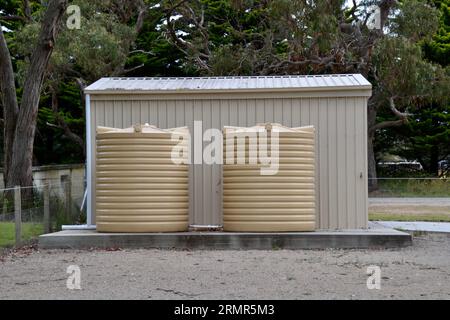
[0,233,449,300]
[369,205,450,216]
[368,198,450,217]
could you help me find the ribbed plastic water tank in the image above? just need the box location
[95,124,190,232]
[223,124,316,232]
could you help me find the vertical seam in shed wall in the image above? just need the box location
[327,98,332,229]
[354,97,365,228]
[202,99,208,225]
[215,99,222,225]
[209,100,213,223]
[318,98,327,229]
[185,100,194,225]
[335,99,339,228]
[353,97,358,228]
[344,97,350,228]
[86,94,92,225]
[336,99,341,228]
[363,98,369,228]
[90,100,96,224]
[310,98,320,229]
[341,98,350,227]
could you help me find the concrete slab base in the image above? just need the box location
[39,222,412,250]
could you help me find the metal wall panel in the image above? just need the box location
[90,96,368,229]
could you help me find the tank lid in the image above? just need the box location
[96,124,189,135]
[223,123,314,134]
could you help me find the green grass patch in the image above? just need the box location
[369,213,450,222]
[369,179,449,197]
[0,222,44,247]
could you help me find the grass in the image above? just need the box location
[369,178,449,197]
[369,213,450,222]
[0,222,44,248]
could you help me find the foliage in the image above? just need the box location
[125,1,188,76]
[372,37,440,102]
[35,81,85,164]
[423,0,450,66]
[375,103,450,175]
[1,0,144,166]
[0,0,449,181]
[53,0,136,82]
[373,0,450,176]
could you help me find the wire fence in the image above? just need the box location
[369,177,450,198]
[0,177,86,248]
[1,174,447,248]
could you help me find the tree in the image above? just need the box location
[401,104,450,175]
[1,0,147,168]
[373,0,450,176]
[0,0,68,192]
[1,0,448,192]
[423,0,450,66]
[159,0,448,190]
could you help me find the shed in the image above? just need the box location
[84,74,372,230]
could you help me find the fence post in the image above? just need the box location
[43,184,50,233]
[62,175,72,222]
[14,186,22,246]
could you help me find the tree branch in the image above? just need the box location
[368,96,411,134]
[164,0,211,71]
[123,63,145,74]
[389,96,412,118]
[129,49,155,55]
[0,0,33,23]
[23,0,32,22]
[135,0,147,34]
[369,119,405,133]
[0,15,28,22]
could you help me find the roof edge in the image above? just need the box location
[84,74,372,95]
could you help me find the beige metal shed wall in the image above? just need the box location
[89,95,368,229]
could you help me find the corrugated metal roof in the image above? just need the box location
[84,74,371,94]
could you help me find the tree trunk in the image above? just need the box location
[0,27,19,187]
[367,102,378,192]
[4,0,68,193]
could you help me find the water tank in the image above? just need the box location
[95,124,190,232]
[223,124,316,232]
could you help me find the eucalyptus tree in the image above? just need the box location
[0,0,147,188]
[0,0,68,192]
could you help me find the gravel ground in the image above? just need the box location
[1,233,449,300]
